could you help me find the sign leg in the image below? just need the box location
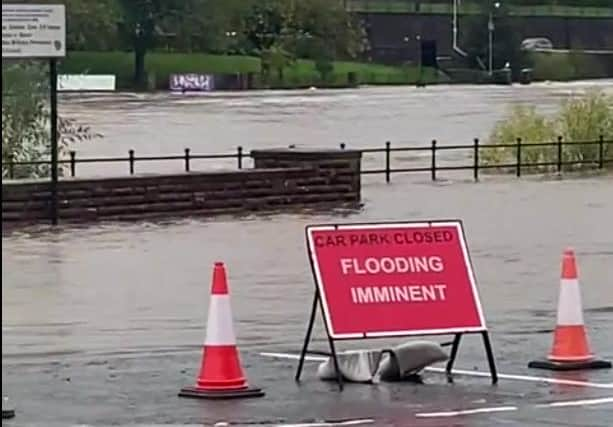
[327,335,344,391]
[481,331,498,385]
[445,333,462,383]
[295,291,319,382]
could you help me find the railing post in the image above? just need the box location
[237,146,243,169]
[385,141,391,183]
[184,148,191,172]
[129,149,135,175]
[516,138,522,178]
[70,150,76,177]
[431,139,437,181]
[473,138,479,182]
[8,153,15,179]
[557,136,563,173]
[599,135,604,169]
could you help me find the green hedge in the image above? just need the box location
[416,0,612,5]
[481,90,613,174]
[530,51,613,81]
[346,0,613,17]
[59,51,442,90]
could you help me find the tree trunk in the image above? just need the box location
[134,41,147,89]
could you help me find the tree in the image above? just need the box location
[2,62,101,179]
[64,0,123,51]
[237,0,364,84]
[2,62,50,179]
[239,0,365,60]
[242,1,287,54]
[261,42,294,82]
[116,0,205,88]
[292,0,365,60]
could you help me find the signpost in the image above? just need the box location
[2,4,66,225]
[295,220,498,390]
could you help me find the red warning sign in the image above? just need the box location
[306,221,486,339]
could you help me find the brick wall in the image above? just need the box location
[2,148,363,226]
[251,147,362,198]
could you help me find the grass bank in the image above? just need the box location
[59,51,442,90]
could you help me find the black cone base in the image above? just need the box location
[2,409,15,419]
[178,385,265,399]
[528,358,612,371]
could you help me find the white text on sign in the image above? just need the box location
[350,284,447,304]
[340,256,444,274]
[340,256,447,304]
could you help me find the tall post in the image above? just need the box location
[416,34,423,86]
[50,58,59,225]
[488,2,501,78]
[431,139,437,181]
[488,11,494,77]
[452,0,467,57]
[385,141,391,183]
[473,138,480,182]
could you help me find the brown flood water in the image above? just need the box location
[2,81,613,427]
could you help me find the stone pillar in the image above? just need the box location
[250,147,362,203]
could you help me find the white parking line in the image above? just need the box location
[274,419,374,427]
[538,397,613,408]
[414,397,613,419]
[260,352,327,362]
[424,366,613,389]
[415,405,519,418]
[258,352,613,390]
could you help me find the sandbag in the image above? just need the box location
[316,340,449,384]
[374,340,449,382]
[317,349,384,383]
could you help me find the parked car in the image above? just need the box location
[521,38,554,51]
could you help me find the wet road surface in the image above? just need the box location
[3,81,613,426]
[3,174,612,426]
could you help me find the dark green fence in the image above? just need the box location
[2,137,611,182]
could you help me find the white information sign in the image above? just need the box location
[2,4,66,58]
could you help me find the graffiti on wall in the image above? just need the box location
[169,74,215,92]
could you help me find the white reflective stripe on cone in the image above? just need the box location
[205,295,237,345]
[556,279,585,326]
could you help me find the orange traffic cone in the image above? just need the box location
[528,248,611,371]
[179,262,265,399]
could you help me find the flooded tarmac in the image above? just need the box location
[2,81,613,426]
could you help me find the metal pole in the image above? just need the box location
[488,12,493,76]
[488,2,501,77]
[598,135,604,169]
[452,0,468,57]
[417,35,423,85]
[453,0,458,49]
[385,141,391,183]
[49,58,59,225]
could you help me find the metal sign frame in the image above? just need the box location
[295,219,498,391]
